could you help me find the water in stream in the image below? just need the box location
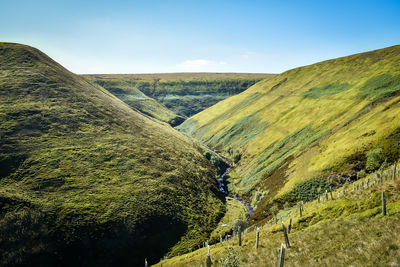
[218,165,253,216]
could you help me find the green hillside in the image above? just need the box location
[84,73,273,124]
[0,43,225,266]
[178,45,400,224]
[159,163,400,266]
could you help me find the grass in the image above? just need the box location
[157,164,400,266]
[0,42,226,266]
[357,73,400,104]
[160,215,400,266]
[179,45,400,223]
[302,82,354,98]
[209,197,249,244]
[84,73,273,120]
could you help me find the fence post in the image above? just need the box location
[281,221,290,248]
[299,203,303,217]
[206,245,212,267]
[382,190,386,216]
[288,217,292,234]
[278,243,285,267]
[238,226,242,246]
[393,163,397,180]
[255,227,260,249]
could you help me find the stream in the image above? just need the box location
[218,164,253,216]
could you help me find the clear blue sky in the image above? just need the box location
[2,0,400,74]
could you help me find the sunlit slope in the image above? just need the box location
[179,45,400,213]
[159,165,400,267]
[0,43,224,266]
[84,73,273,123]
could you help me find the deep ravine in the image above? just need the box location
[217,163,254,216]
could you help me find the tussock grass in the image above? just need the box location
[159,167,400,266]
[302,82,354,98]
[0,43,225,266]
[179,45,400,222]
[209,197,249,244]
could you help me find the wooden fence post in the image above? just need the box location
[288,217,292,234]
[382,190,386,216]
[393,163,397,180]
[299,203,303,217]
[255,227,260,249]
[238,226,242,246]
[278,243,285,267]
[206,245,212,267]
[281,222,290,248]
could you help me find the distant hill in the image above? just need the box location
[0,43,225,266]
[178,45,400,223]
[83,74,186,126]
[83,73,273,125]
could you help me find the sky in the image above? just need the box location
[2,0,400,74]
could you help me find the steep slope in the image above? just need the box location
[84,73,273,124]
[178,45,400,223]
[160,162,400,266]
[0,43,224,266]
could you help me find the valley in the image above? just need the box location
[1,42,400,267]
[178,45,400,227]
[83,73,272,126]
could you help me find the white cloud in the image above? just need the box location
[178,59,213,68]
[219,61,227,65]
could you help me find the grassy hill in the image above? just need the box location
[83,73,273,124]
[178,45,400,225]
[0,43,225,266]
[158,162,400,266]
